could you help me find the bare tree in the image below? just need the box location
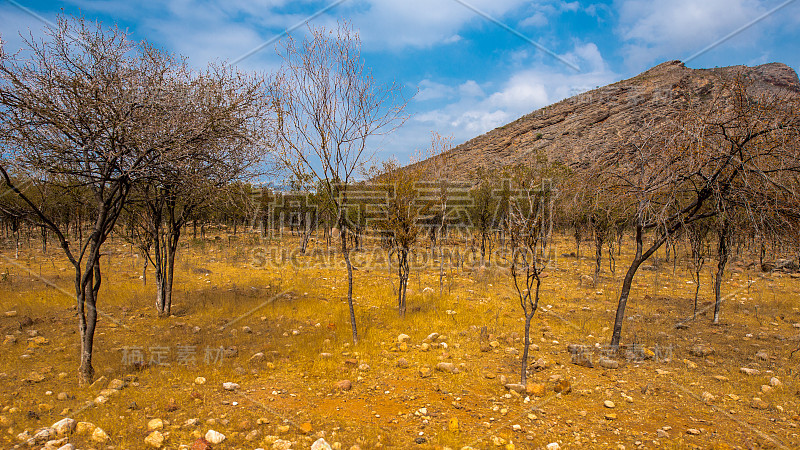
[685,220,710,320]
[272,22,409,343]
[506,166,554,385]
[128,65,272,316]
[372,159,427,316]
[593,74,800,349]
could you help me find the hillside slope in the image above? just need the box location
[413,61,800,180]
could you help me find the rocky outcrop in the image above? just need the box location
[411,61,800,180]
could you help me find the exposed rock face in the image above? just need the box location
[410,61,800,180]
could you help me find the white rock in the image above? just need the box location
[194,377,206,385]
[205,429,226,444]
[273,439,292,449]
[222,382,240,391]
[546,443,561,450]
[91,427,110,443]
[52,418,76,436]
[145,430,165,448]
[312,438,333,450]
[147,418,164,431]
[770,377,782,387]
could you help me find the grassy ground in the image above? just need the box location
[1,230,799,449]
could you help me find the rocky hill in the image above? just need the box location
[412,61,800,180]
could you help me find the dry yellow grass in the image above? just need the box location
[1,231,799,448]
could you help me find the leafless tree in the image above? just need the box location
[0,16,262,382]
[272,22,409,343]
[685,220,710,320]
[592,74,800,349]
[128,64,273,316]
[506,168,553,385]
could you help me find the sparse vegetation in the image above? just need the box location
[1,14,800,450]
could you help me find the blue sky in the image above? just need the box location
[2,0,799,165]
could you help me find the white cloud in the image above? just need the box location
[459,80,485,98]
[614,0,781,68]
[520,12,548,27]
[406,41,617,147]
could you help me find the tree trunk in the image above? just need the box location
[521,312,533,385]
[713,223,730,324]
[397,248,409,317]
[77,251,102,385]
[611,225,647,349]
[340,220,358,344]
[594,233,603,286]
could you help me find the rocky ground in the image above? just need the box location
[1,234,800,449]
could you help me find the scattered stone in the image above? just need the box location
[751,397,769,410]
[358,363,370,371]
[526,382,546,397]
[396,358,410,368]
[511,424,522,431]
[89,376,108,389]
[148,418,164,431]
[91,427,110,443]
[56,444,75,450]
[334,380,352,391]
[532,358,548,371]
[419,367,433,378]
[273,439,293,449]
[3,335,17,345]
[32,427,56,444]
[686,428,701,435]
[52,418,76,436]
[655,369,670,375]
[424,332,440,343]
[505,347,519,355]
[185,418,200,427]
[554,379,571,394]
[436,362,458,374]
[194,377,206,385]
[222,382,239,391]
[398,342,409,352]
[761,385,773,394]
[770,377,782,387]
[300,421,313,433]
[740,367,760,376]
[397,334,411,344]
[245,429,260,441]
[598,357,619,369]
[701,392,715,403]
[604,413,617,420]
[657,429,669,438]
[420,343,430,351]
[145,430,165,448]
[205,429,226,444]
[546,443,560,450]
[604,400,615,408]
[107,378,124,390]
[689,345,714,357]
[312,438,333,450]
[755,350,769,361]
[4,310,17,317]
[683,359,698,369]
[25,371,46,383]
[505,383,526,394]
[190,438,212,450]
[75,422,96,435]
[712,375,729,382]
[249,352,265,363]
[449,417,459,432]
